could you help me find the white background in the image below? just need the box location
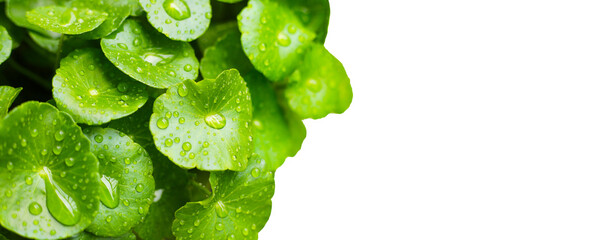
[261,1,615,239]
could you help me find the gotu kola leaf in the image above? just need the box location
[284,44,353,119]
[101,19,199,89]
[26,5,108,35]
[238,0,315,81]
[71,0,133,39]
[150,69,254,171]
[68,231,136,240]
[108,102,191,240]
[245,71,305,170]
[172,155,274,240]
[140,0,212,41]
[5,0,65,34]
[0,85,21,118]
[0,25,12,64]
[0,102,100,239]
[53,48,148,125]
[82,127,154,237]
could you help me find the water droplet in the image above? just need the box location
[215,201,228,218]
[277,32,291,46]
[117,43,128,49]
[216,222,224,231]
[54,130,65,141]
[20,138,27,147]
[25,176,33,185]
[105,215,112,222]
[28,202,42,215]
[179,117,186,124]
[163,0,191,21]
[133,38,141,46]
[135,183,144,193]
[94,134,104,143]
[242,228,249,236]
[251,168,261,178]
[40,167,81,225]
[184,64,192,72]
[88,88,99,96]
[52,145,62,155]
[117,82,129,92]
[157,117,169,129]
[31,128,39,137]
[64,157,75,167]
[205,113,226,129]
[288,25,297,34]
[182,142,192,151]
[178,84,188,97]
[258,43,266,52]
[165,138,173,147]
[99,175,120,209]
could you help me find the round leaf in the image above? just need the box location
[108,102,191,240]
[26,6,108,34]
[71,0,132,39]
[52,48,148,125]
[150,69,254,171]
[82,127,155,237]
[101,19,198,89]
[0,26,12,64]
[284,44,353,119]
[0,86,21,118]
[238,0,315,81]
[6,0,65,33]
[172,155,274,240]
[200,26,252,79]
[0,102,100,239]
[245,71,305,170]
[283,0,329,43]
[139,0,212,41]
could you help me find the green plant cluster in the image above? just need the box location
[0,0,352,239]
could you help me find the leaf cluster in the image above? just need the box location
[0,0,352,239]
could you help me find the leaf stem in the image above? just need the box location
[7,59,52,90]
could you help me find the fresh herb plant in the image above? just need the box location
[0,0,352,239]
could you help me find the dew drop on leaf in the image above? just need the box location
[157,117,169,129]
[28,202,42,215]
[204,113,226,129]
[41,167,81,226]
[163,0,191,21]
[99,175,120,209]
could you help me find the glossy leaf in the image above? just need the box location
[0,86,21,117]
[52,48,148,125]
[238,0,315,81]
[0,26,12,64]
[150,69,254,171]
[284,44,352,119]
[5,0,65,33]
[195,21,238,53]
[245,71,305,170]
[0,4,27,50]
[200,26,252,79]
[28,30,61,52]
[140,0,212,41]
[101,19,198,89]
[82,127,155,237]
[0,102,100,239]
[217,0,243,3]
[108,102,191,240]
[282,0,329,43]
[26,6,108,34]
[172,155,274,240]
[71,0,133,39]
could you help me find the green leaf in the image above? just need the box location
[0,26,12,64]
[139,0,212,41]
[28,30,62,52]
[0,86,21,117]
[69,231,136,240]
[5,0,65,34]
[26,5,108,35]
[0,4,27,50]
[245,71,305,170]
[200,26,252,79]
[150,69,254,171]
[108,102,191,240]
[238,0,315,81]
[71,0,132,39]
[81,127,155,237]
[283,0,329,43]
[216,0,243,3]
[172,155,274,240]
[0,102,100,239]
[284,44,352,119]
[101,19,199,89]
[52,48,148,125]
[195,21,238,53]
